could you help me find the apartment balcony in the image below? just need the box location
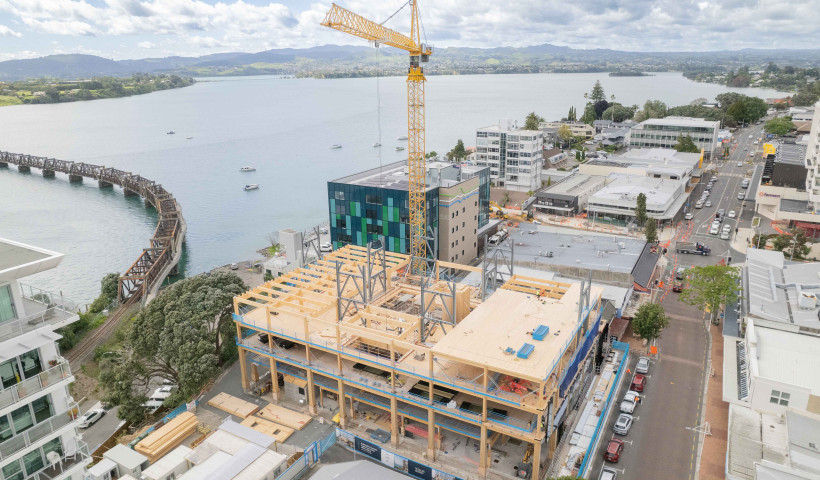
[0,403,80,462]
[0,361,73,411]
[28,440,90,480]
[0,284,79,343]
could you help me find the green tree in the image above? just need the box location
[764,117,795,136]
[635,193,648,227]
[524,112,543,130]
[581,103,597,124]
[645,219,658,244]
[679,265,741,323]
[587,80,606,103]
[633,100,667,122]
[674,134,700,153]
[557,124,573,147]
[602,104,637,122]
[99,272,247,422]
[100,273,119,302]
[632,303,670,344]
[425,151,438,159]
[575,151,581,160]
[567,106,577,122]
[447,139,467,162]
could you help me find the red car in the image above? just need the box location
[673,282,683,293]
[604,438,624,462]
[631,374,647,392]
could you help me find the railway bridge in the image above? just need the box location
[1,151,186,304]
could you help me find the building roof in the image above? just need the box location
[745,249,820,328]
[609,148,701,169]
[590,175,683,208]
[329,160,436,192]
[726,404,790,480]
[631,243,660,289]
[774,143,808,166]
[477,123,540,134]
[104,444,148,471]
[536,173,604,197]
[432,281,603,382]
[0,237,64,282]
[309,461,410,480]
[748,319,820,395]
[634,116,720,128]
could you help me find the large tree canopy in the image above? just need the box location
[679,265,740,322]
[100,272,247,423]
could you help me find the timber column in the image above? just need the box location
[336,325,347,427]
[268,351,280,401]
[478,366,489,477]
[236,323,249,390]
[427,354,436,460]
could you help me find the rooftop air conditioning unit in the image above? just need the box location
[798,293,817,310]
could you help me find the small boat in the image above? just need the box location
[372,142,382,147]
[395,146,405,151]
[397,136,408,140]
[239,166,256,172]
[186,136,193,140]
[330,144,342,149]
[244,184,259,191]
[166,131,175,135]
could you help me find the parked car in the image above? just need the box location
[673,282,684,292]
[79,408,106,428]
[599,466,618,480]
[604,438,625,462]
[695,200,704,209]
[718,209,725,217]
[703,190,711,197]
[738,192,746,200]
[676,267,686,280]
[710,224,720,235]
[230,263,239,270]
[728,210,736,218]
[620,391,641,414]
[636,356,650,374]
[720,231,730,240]
[319,242,333,252]
[685,212,693,220]
[630,374,647,392]
[613,413,634,435]
[319,227,329,234]
[705,200,712,207]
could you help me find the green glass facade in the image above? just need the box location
[327,183,439,255]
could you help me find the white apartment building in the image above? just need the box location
[804,101,820,207]
[0,238,90,480]
[626,116,720,157]
[475,123,543,192]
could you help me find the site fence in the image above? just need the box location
[275,429,335,480]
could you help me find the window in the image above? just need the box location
[22,449,44,476]
[365,209,377,220]
[11,404,33,434]
[298,387,305,395]
[2,460,23,480]
[365,194,382,205]
[19,350,41,380]
[334,191,345,201]
[0,358,22,389]
[0,285,15,323]
[0,415,12,442]
[770,390,790,406]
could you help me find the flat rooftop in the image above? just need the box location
[745,249,820,328]
[537,173,604,196]
[329,160,436,192]
[590,174,684,208]
[749,321,820,395]
[591,148,701,169]
[432,281,603,382]
[0,238,64,282]
[774,143,808,166]
[499,223,647,274]
[635,116,720,128]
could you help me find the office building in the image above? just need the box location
[328,161,490,265]
[586,174,689,225]
[0,238,91,480]
[804,101,820,208]
[533,173,605,216]
[475,123,543,191]
[539,121,595,139]
[233,246,606,480]
[579,148,700,184]
[626,116,720,156]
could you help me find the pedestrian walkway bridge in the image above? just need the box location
[0,150,186,304]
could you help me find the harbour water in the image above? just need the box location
[0,72,789,303]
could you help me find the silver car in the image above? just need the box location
[600,467,618,480]
[613,413,633,435]
[636,356,650,374]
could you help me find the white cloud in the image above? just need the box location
[0,24,21,37]
[0,0,819,59]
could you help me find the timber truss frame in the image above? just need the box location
[335,238,388,323]
[481,233,514,299]
[419,275,457,343]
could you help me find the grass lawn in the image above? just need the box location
[0,95,22,107]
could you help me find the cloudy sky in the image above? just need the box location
[0,0,818,61]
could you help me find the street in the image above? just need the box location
[587,122,768,480]
[79,403,124,452]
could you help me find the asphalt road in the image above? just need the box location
[79,403,123,452]
[587,122,770,480]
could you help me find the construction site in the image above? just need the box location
[232,242,606,480]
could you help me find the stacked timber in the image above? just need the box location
[135,412,198,463]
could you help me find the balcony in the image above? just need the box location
[0,362,73,411]
[0,284,79,343]
[28,440,90,480]
[0,403,79,462]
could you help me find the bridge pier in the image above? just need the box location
[68,174,83,182]
[98,180,113,188]
[18,166,31,173]
[124,189,139,197]
[0,162,7,168]
[42,170,55,178]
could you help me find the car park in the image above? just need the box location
[613,413,634,435]
[685,212,693,220]
[604,438,625,462]
[728,210,736,218]
[79,408,106,428]
[630,374,647,392]
[620,391,641,414]
[636,356,650,374]
[599,466,618,480]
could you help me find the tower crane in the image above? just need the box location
[322,2,433,274]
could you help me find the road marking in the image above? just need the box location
[662,353,705,368]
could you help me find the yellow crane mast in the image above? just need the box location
[321,2,433,274]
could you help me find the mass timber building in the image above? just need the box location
[232,245,604,480]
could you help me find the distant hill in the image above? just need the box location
[1,44,819,81]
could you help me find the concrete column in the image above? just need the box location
[306,370,317,415]
[68,174,82,182]
[42,170,55,178]
[269,355,280,401]
[18,166,30,173]
[0,162,8,168]
[98,180,113,188]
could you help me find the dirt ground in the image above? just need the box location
[489,188,531,208]
[71,368,103,408]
